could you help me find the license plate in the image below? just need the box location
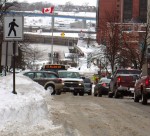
[70,87,74,90]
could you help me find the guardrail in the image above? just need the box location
[1,11,96,21]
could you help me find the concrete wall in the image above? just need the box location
[24,34,78,46]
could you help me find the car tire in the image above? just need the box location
[141,93,147,105]
[114,89,120,98]
[88,91,92,95]
[46,85,55,95]
[56,90,61,95]
[73,92,78,96]
[134,91,139,102]
[79,92,84,96]
[98,93,102,97]
[108,92,113,98]
[94,92,97,97]
[114,92,119,98]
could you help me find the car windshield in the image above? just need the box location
[58,71,80,78]
[99,78,111,83]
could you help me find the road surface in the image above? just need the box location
[47,93,150,136]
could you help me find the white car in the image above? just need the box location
[58,70,85,96]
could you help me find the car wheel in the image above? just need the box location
[88,91,92,95]
[56,90,61,95]
[94,93,97,97]
[141,93,147,105]
[108,92,113,98]
[114,90,120,98]
[98,93,102,97]
[46,85,55,95]
[134,91,139,102]
[73,92,78,96]
[79,92,84,96]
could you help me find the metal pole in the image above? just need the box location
[12,41,17,94]
[5,42,8,76]
[51,12,54,64]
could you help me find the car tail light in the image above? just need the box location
[57,78,62,83]
[145,77,149,86]
[117,77,121,83]
[102,83,106,87]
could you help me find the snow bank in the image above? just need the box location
[0,74,55,132]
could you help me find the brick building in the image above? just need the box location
[96,0,147,44]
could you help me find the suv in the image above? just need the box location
[109,69,141,98]
[58,70,85,96]
[23,71,63,95]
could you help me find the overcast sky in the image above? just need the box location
[17,0,97,6]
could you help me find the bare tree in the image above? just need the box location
[99,7,122,73]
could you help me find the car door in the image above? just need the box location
[34,72,46,86]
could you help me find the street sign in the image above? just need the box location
[61,32,65,37]
[3,16,24,41]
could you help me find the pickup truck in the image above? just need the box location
[57,70,85,96]
[134,75,150,105]
[108,69,141,98]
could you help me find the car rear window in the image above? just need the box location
[84,78,91,83]
[58,71,80,78]
[117,70,141,75]
[44,73,58,78]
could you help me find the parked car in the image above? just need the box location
[108,68,141,98]
[134,74,150,105]
[94,77,111,97]
[83,77,92,95]
[58,70,85,96]
[23,71,63,95]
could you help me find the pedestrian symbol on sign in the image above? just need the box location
[8,19,19,36]
[4,16,23,41]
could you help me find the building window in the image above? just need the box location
[139,0,147,23]
[123,0,133,23]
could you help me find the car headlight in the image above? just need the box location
[79,81,83,86]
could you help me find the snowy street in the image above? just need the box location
[1,72,150,135]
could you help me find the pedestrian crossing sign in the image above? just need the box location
[3,16,24,41]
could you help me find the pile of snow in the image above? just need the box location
[68,63,99,77]
[0,73,59,134]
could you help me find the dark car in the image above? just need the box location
[94,77,111,97]
[83,77,93,95]
[23,71,63,95]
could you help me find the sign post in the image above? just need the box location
[3,15,24,94]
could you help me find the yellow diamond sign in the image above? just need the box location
[61,32,65,37]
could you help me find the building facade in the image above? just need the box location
[96,0,147,44]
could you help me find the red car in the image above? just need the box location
[134,75,150,105]
[108,69,141,98]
